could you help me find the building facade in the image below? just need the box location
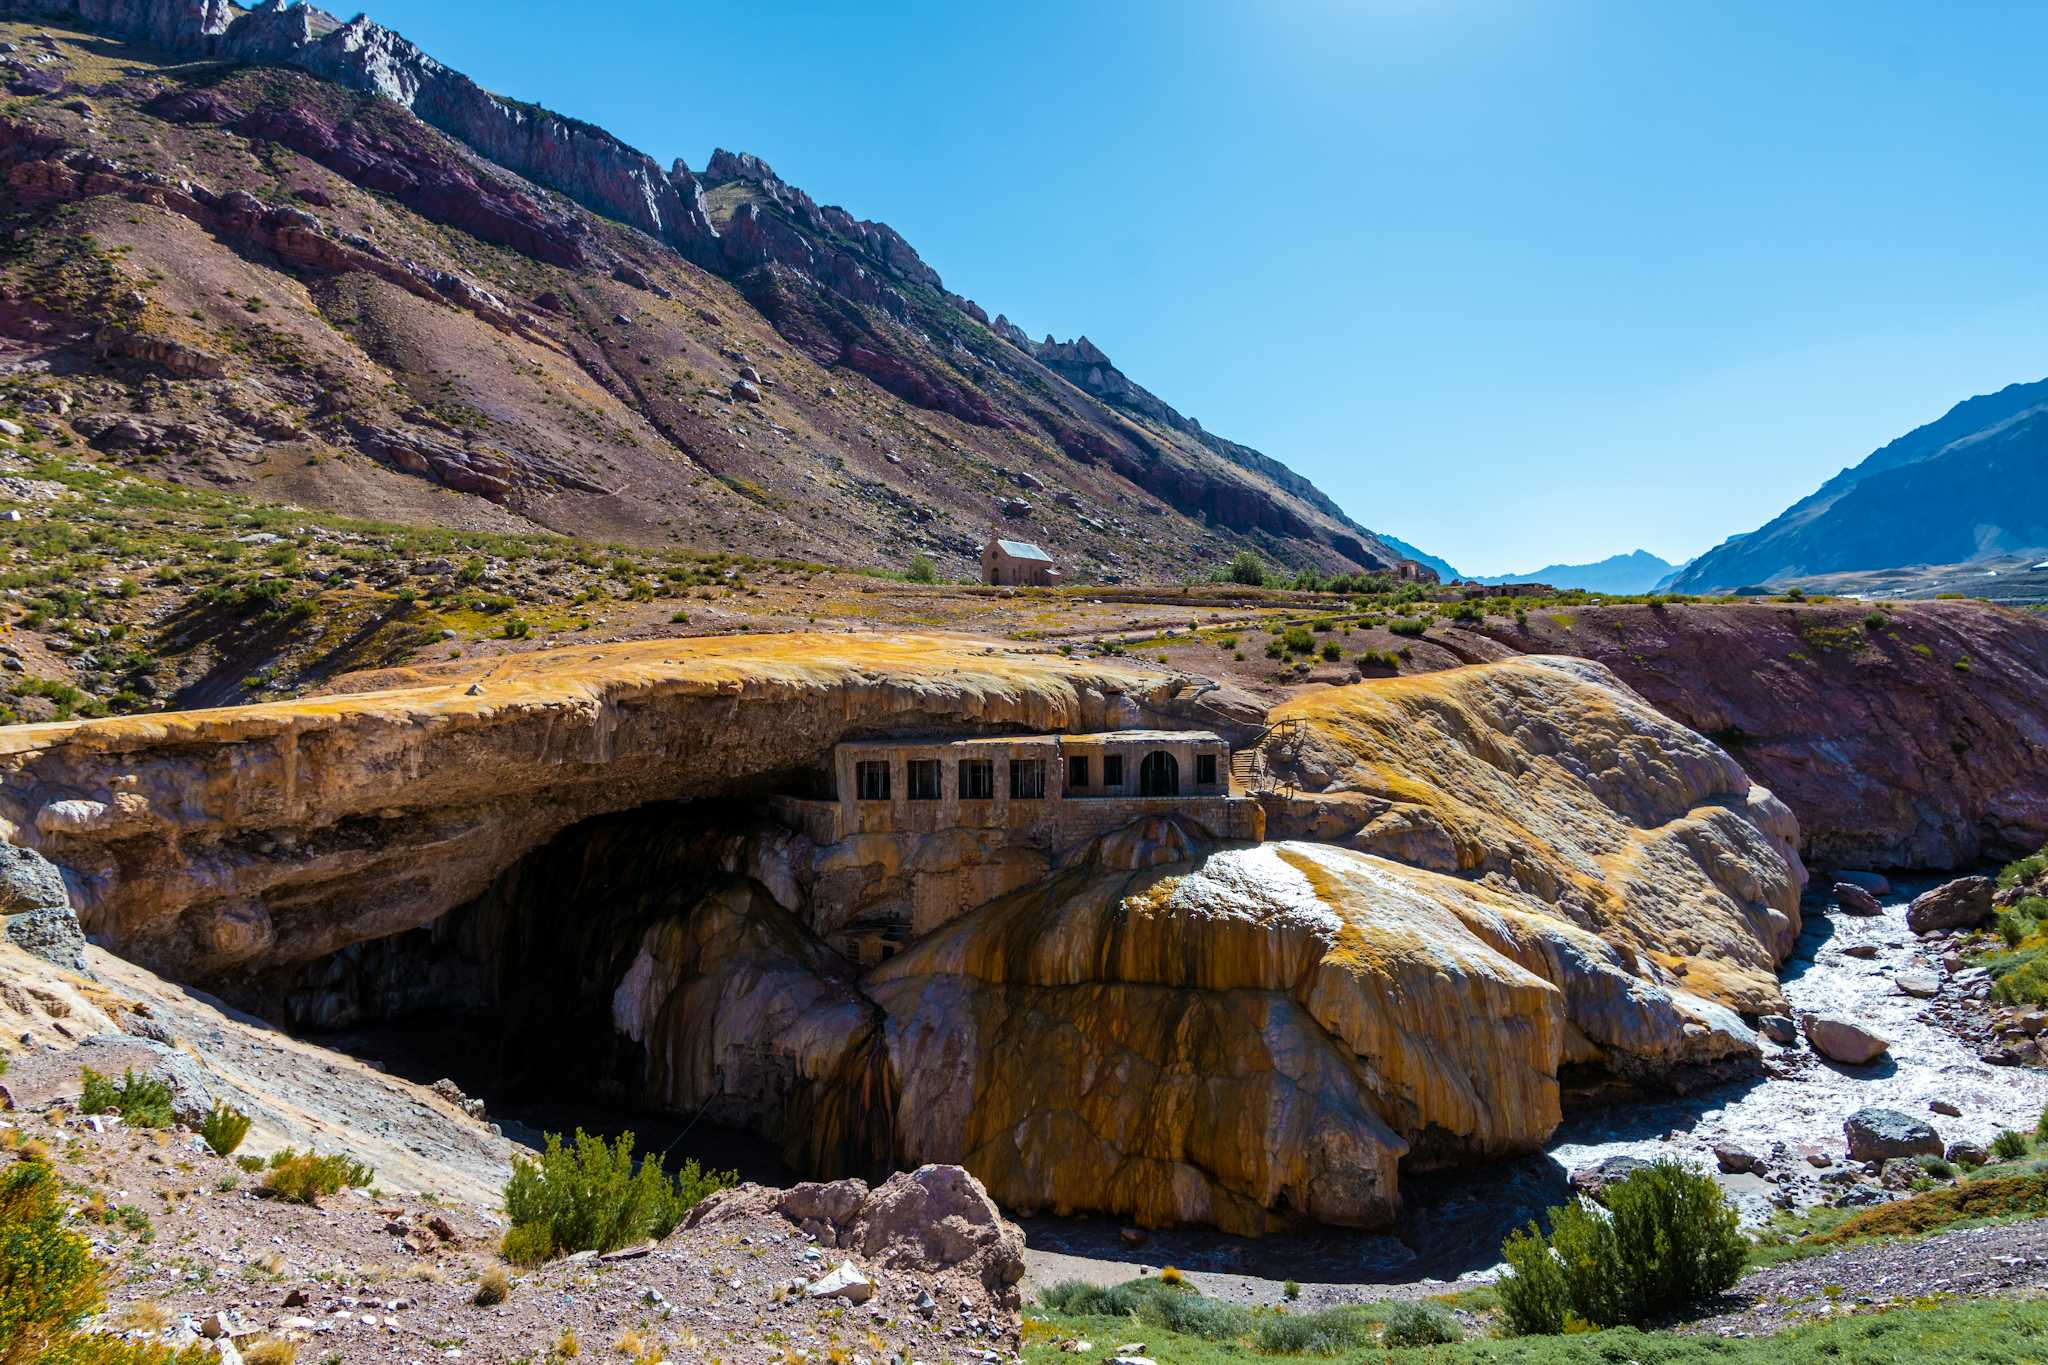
[981,537,1057,587]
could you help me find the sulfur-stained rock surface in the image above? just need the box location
[863,838,1769,1236]
[0,635,1809,1235]
[0,633,1239,980]
[1262,655,1806,1015]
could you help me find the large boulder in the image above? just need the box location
[1804,1015,1889,1065]
[1845,1108,1943,1162]
[846,1165,1026,1306]
[688,1163,1025,1309]
[1570,1155,1653,1203]
[1907,877,1995,934]
[0,844,84,972]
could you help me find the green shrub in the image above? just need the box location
[78,1067,174,1128]
[1918,1154,1956,1180]
[0,1158,207,1365]
[1320,641,1341,661]
[1381,1299,1463,1346]
[1389,617,1427,637]
[1497,1160,1743,1334]
[2002,845,2048,891]
[199,1103,251,1158]
[1223,551,1268,587]
[1281,626,1315,654]
[235,1154,265,1174]
[904,553,937,584]
[1993,1130,2031,1160]
[1281,1278,1301,1301]
[500,1219,555,1268]
[259,1149,373,1205]
[1037,1279,1141,1316]
[1252,1308,1373,1352]
[501,1129,735,1263]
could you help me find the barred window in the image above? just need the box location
[855,760,890,801]
[959,759,994,800]
[907,759,942,801]
[1067,755,1089,789]
[1009,758,1046,800]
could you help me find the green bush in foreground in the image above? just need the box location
[501,1129,735,1263]
[259,1148,373,1205]
[1498,1160,1744,1334]
[1382,1299,1464,1346]
[0,1157,207,1365]
[198,1103,251,1158]
[77,1067,174,1129]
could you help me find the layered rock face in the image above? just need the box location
[864,840,1767,1235]
[0,635,1237,980]
[1479,602,2048,869]
[2,637,1806,1233]
[1262,656,1806,1014]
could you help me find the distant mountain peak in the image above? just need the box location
[1672,379,2048,592]
[1470,549,1677,594]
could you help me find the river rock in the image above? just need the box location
[1758,1014,1799,1044]
[1929,1098,1962,1117]
[1843,943,1879,959]
[1895,970,1940,998]
[1946,1140,1988,1166]
[1844,1107,1943,1162]
[0,844,84,973]
[1833,882,1884,916]
[1833,870,1893,896]
[805,1263,874,1303]
[1804,1015,1889,1065]
[1907,876,1995,934]
[1714,1143,1765,1175]
[1569,1155,1652,1204]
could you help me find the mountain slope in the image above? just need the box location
[1672,379,2048,592]
[1472,549,1676,594]
[0,1,1435,583]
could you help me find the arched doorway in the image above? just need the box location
[1139,750,1179,797]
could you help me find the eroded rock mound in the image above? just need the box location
[1262,655,1806,1015]
[687,1163,1025,1312]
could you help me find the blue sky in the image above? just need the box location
[365,0,2048,576]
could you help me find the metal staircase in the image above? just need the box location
[1231,717,1303,796]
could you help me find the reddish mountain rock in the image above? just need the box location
[1477,601,2048,869]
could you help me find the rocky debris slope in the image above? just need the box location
[1263,655,1806,1015]
[1,939,513,1201]
[0,6,1427,581]
[1476,601,2048,869]
[0,634,1242,981]
[1689,1217,2048,1339]
[1,1113,1024,1362]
